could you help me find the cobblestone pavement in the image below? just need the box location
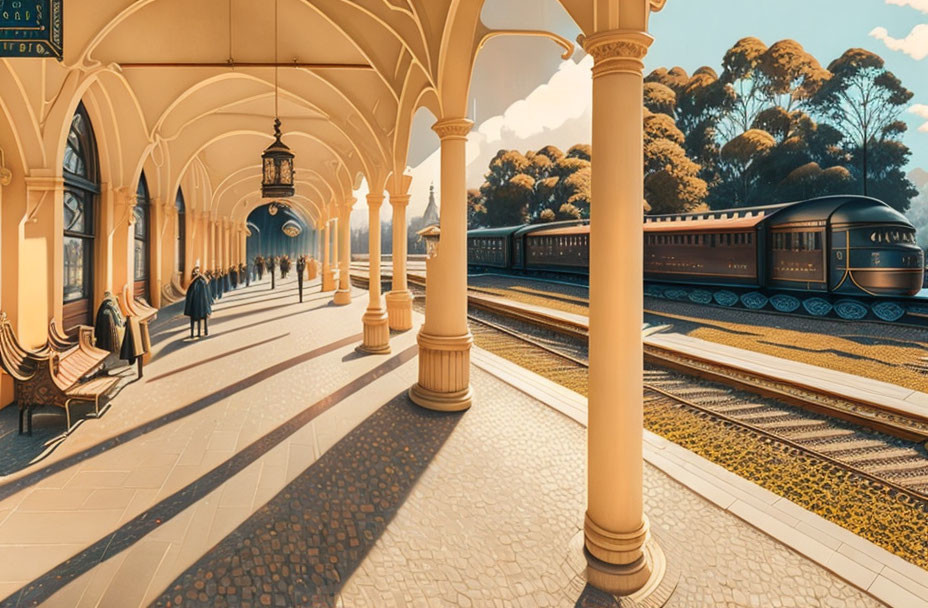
[338,369,884,608]
[0,274,893,607]
[152,392,463,607]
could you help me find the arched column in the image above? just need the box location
[333,197,355,305]
[104,185,133,302]
[222,218,231,270]
[582,28,664,596]
[385,192,413,331]
[150,197,167,308]
[321,217,335,291]
[358,192,390,353]
[409,118,473,412]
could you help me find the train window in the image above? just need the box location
[725,233,732,246]
[747,233,753,245]
[814,233,821,250]
[710,234,716,247]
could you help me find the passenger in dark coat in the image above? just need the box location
[296,256,306,302]
[184,267,212,338]
[269,257,277,289]
[230,266,239,289]
[223,269,232,292]
[255,256,265,280]
[242,263,250,287]
[94,292,125,354]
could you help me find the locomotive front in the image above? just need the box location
[828,199,924,297]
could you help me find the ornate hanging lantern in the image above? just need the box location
[261,119,294,198]
[260,0,294,199]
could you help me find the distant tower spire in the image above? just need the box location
[422,181,440,227]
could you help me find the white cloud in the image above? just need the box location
[886,0,928,14]
[869,23,928,60]
[351,56,595,228]
[911,103,928,132]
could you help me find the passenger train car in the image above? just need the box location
[467,196,925,320]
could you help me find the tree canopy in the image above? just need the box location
[468,38,917,228]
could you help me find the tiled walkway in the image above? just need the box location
[0,276,912,606]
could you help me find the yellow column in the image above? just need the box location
[582,29,664,596]
[109,186,133,300]
[223,219,231,270]
[150,198,165,307]
[321,218,335,291]
[333,198,354,305]
[409,118,473,412]
[385,193,413,331]
[359,192,390,353]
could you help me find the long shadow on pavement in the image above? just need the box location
[152,381,459,607]
[4,343,418,607]
[0,332,363,506]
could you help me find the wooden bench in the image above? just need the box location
[0,312,118,434]
[119,285,158,375]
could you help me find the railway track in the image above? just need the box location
[466,314,928,502]
[353,271,928,441]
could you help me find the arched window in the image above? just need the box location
[134,173,151,302]
[175,188,186,275]
[62,102,100,330]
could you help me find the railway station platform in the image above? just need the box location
[0,277,922,607]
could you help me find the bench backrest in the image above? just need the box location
[0,312,46,381]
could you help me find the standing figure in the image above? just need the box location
[255,255,266,280]
[184,266,212,338]
[242,262,250,287]
[223,268,232,292]
[296,255,306,302]
[230,265,239,289]
[269,256,278,290]
[280,255,291,279]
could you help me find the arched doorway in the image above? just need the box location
[175,187,186,276]
[62,102,100,330]
[133,172,151,302]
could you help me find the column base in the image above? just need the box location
[583,515,664,596]
[321,269,336,292]
[408,330,472,412]
[358,308,390,354]
[385,290,413,331]
[333,289,352,305]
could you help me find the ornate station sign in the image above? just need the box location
[0,1,62,59]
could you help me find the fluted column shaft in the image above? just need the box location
[321,218,335,291]
[385,194,413,330]
[582,29,662,597]
[409,118,473,412]
[359,193,390,353]
[333,199,354,305]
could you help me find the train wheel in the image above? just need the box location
[770,294,801,313]
[802,297,833,316]
[740,292,768,310]
[872,301,906,322]
[688,289,713,304]
[834,299,869,320]
[713,290,738,307]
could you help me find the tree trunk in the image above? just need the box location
[862,138,868,197]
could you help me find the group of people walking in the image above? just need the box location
[184,255,317,338]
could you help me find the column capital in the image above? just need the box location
[338,196,356,211]
[432,118,473,141]
[582,30,653,77]
[366,192,385,207]
[24,175,64,192]
[388,194,410,208]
